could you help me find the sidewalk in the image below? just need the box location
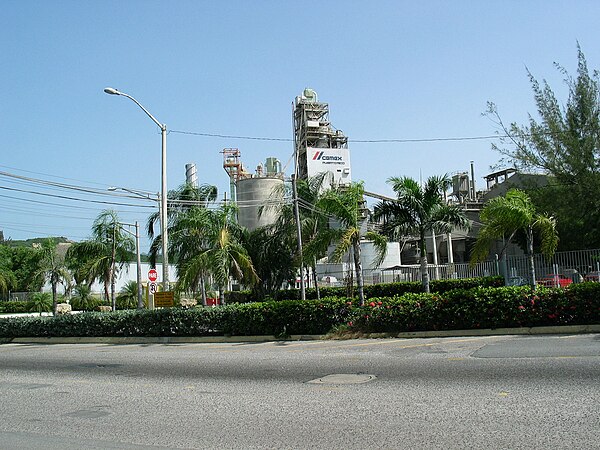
[2,324,599,345]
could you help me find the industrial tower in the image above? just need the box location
[293,88,351,186]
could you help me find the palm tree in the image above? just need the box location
[117,281,139,310]
[67,210,134,311]
[30,292,52,316]
[312,181,387,306]
[35,238,72,315]
[471,188,558,287]
[373,175,470,293]
[169,204,258,304]
[147,182,218,259]
[71,284,96,311]
[261,172,334,300]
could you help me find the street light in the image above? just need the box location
[104,87,169,291]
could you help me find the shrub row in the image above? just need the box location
[0,298,352,338]
[349,283,600,333]
[0,301,35,314]
[1,283,597,339]
[225,276,504,303]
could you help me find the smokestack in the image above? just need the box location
[185,163,198,187]
[470,160,476,201]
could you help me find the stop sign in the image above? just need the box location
[148,269,158,282]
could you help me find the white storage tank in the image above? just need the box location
[236,176,284,231]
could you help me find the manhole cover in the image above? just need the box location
[307,374,376,384]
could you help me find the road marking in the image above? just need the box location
[498,392,509,397]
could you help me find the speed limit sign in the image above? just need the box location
[149,282,158,294]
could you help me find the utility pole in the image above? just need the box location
[291,175,306,300]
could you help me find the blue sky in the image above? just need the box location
[2,0,599,250]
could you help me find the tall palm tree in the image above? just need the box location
[147,183,218,258]
[67,211,134,310]
[35,238,72,315]
[312,181,387,306]
[169,204,258,304]
[471,188,558,287]
[373,175,470,293]
[261,172,334,300]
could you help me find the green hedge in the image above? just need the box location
[0,301,35,314]
[349,283,600,333]
[225,276,504,303]
[1,283,598,339]
[0,298,352,338]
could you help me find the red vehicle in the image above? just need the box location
[537,274,573,288]
[584,271,600,282]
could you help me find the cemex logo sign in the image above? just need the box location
[312,151,343,161]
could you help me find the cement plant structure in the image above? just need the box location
[293,88,351,187]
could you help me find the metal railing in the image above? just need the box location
[317,248,600,287]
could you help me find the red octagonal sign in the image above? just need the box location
[148,269,158,282]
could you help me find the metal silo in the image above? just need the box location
[236,175,284,231]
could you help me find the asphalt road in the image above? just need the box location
[1,334,599,449]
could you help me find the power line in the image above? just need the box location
[170,129,506,144]
[0,185,156,209]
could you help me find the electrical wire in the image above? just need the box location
[170,129,507,144]
[0,185,156,209]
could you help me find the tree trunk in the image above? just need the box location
[527,226,536,288]
[103,281,109,306]
[111,274,116,311]
[420,231,430,293]
[219,287,225,306]
[352,240,365,306]
[312,258,320,301]
[51,281,58,316]
[200,276,207,306]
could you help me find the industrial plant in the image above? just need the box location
[178,88,546,288]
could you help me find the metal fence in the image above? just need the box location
[504,249,600,284]
[317,248,600,287]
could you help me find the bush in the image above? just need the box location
[0,298,353,338]
[0,301,36,314]
[348,284,600,333]
[1,282,597,338]
[224,276,504,304]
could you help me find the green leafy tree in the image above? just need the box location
[35,239,72,315]
[312,181,387,306]
[66,211,134,311]
[242,226,296,301]
[485,45,600,249]
[10,246,45,292]
[0,246,16,299]
[30,292,52,316]
[373,175,470,293]
[471,189,558,287]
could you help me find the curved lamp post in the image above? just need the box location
[104,88,169,291]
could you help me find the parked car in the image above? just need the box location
[537,274,573,288]
[584,271,600,282]
[507,276,529,286]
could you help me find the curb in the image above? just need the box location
[2,324,599,345]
